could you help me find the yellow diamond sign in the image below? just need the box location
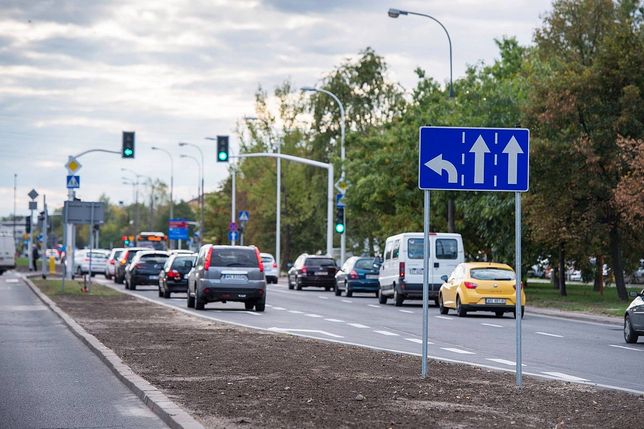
[65,156,82,174]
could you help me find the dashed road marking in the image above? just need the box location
[325,318,345,323]
[288,310,304,314]
[609,344,642,352]
[399,309,414,314]
[305,313,323,318]
[374,330,399,336]
[4,279,19,283]
[536,331,563,338]
[481,323,503,328]
[435,316,451,320]
[368,304,381,308]
[272,306,286,311]
[268,328,344,338]
[542,371,588,382]
[244,311,261,316]
[348,323,370,329]
[405,338,434,345]
[487,358,526,367]
[318,296,329,300]
[341,299,352,303]
[440,347,475,355]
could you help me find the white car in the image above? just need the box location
[260,253,279,284]
[74,249,109,277]
[105,248,126,280]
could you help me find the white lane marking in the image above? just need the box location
[266,304,273,307]
[542,372,589,382]
[325,318,345,323]
[368,304,381,308]
[399,309,414,314]
[244,311,261,316]
[374,330,399,336]
[440,347,475,355]
[318,296,329,300]
[435,316,451,320]
[341,299,352,303]
[536,331,563,338]
[348,323,370,329]
[5,279,19,283]
[481,323,503,328]
[487,358,526,367]
[405,338,434,345]
[609,344,642,352]
[272,306,286,311]
[0,305,48,311]
[268,328,344,339]
[305,313,323,318]
[288,310,304,314]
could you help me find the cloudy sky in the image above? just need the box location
[0,0,552,219]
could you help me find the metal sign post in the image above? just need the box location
[418,126,529,385]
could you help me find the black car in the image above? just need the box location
[624,289,644,343]
[124,251,168,290]
[158,253,196,298]
[287,254,338,291]
[114,247,148,284]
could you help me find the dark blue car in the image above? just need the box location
[335,256,381,297]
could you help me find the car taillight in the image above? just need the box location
[272,262,277,268]
[109,259,115,265]
[399,262,405,280]
[513,281,523,291]
[299,266,307,274]
[254,247,264,273]
[120,251,128,265]
[168,270,180,279]
[349,270,359,279]
[84,258,90,262]
[464,281,478,289]
[204,246,213,270]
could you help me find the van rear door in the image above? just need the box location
[433,236,462,284]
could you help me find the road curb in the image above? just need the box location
[21,275,204,429]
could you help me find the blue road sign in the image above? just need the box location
[238,210,250,222]
[66,175,80,189]
[229,222,237,232]
[228,231,239,241]
[335,193,345,208]
[418,127,529,192]
[168,219,189,240]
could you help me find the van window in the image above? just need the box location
[436,239,458,259]
[392,240,400,259]
[384,242,393,261]
[407,238,426,259]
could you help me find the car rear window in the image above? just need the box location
[261,256,273,263]
[212,248,258,268]
[354,258,376,270]
[126,250,142,262]
[407,238,425,259]
[172,256,194,269]
[436,239,458,259]
[113,250,123,259]
[89,252,108,259]
[305,258,336,267]
[470,268,515,281]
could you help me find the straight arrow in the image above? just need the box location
[469,135,490,184]
[425,154,458,184]
[502,136,523,185]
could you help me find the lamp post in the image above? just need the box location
[301,86,346,264]
[151,146,175,249]
[387,8,454,98]
[180,154,202,247]
[121,168,150,245]
[179,142,204,246]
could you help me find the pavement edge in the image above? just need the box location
[22,275,204,429]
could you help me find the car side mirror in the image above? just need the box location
[441,275,449,283]
[287,263,293,269]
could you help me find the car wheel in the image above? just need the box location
[325,286,331,292]
[130,279,136,291]
[158,287,163,297]
[195,288,205,310]
[456,296,467,317]
[512,306,525,319]
[378,291,387,304]
[288,276,294,290]
[495,311,504,318]
[244,301,255,310]
[345,282,353,297]
[295,279,302,291]
[439,294,449,315]
[334,282,341,296]
[187,286,195,308]
[394,288,404,307]
[163,288,171,299]
[255,297,266,312]
[375,289,380,298]
[624,315,639,344]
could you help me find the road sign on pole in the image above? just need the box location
[65,156,82,174]
[418,126,529,192]
[66,175,80,189]
[238,211,250,222]
[229,222,237,232]
[335,193,345,208]
[228,231,239,242]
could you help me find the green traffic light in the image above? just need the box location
[124,149,133,156]
[218,152,228,161]
[335,223,345,234]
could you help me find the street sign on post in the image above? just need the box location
[229,222,237,232]
[168,219,189,240]
[238,211,250,222]
[28,189,39,200]
[418,126,529,192]
[335,193,345,208]
[228,231,239,242]
[66,175,80,189]
[65,156,82,174]
[63,201,105,224]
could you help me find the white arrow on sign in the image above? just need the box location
[425,154,458,184]
[502,135,523,185]
[469,135,490,184]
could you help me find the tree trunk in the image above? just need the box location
[447,198,456,233]
[609,226,628,301]
[593,255,604,294]
[558,243,567,296]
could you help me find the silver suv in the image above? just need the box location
[187,245,266,312]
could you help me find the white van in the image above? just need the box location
[0,230,17,275]
[378,232,464,306]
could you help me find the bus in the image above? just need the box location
[137,231,168,250]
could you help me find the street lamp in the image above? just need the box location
[179,142,204,246]
[301,86,346,264]
[151,146,175,249]
[179,154,202,247]
[121,168,151,245]
[387,8,454,98]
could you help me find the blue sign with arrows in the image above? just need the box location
[418,126,529,192]
[228,231,239,241]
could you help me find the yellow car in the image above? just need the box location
[438,262,526,318]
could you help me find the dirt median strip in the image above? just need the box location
[29,278,644,429]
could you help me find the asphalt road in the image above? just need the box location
[97,276,644,394]
[0,272,167,429]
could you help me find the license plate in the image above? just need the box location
[223,274,247,280]
[149,275,159,280]
[366,274,378,279]
[314,271,327,276]
[486,298,506,304]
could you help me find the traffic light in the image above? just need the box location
[122,235,130,246]
[122,131,135,158]
[25,215,31,233]
[335,206,345,234]
[216,135,229,162]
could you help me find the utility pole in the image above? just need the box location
[41,195,48,279]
